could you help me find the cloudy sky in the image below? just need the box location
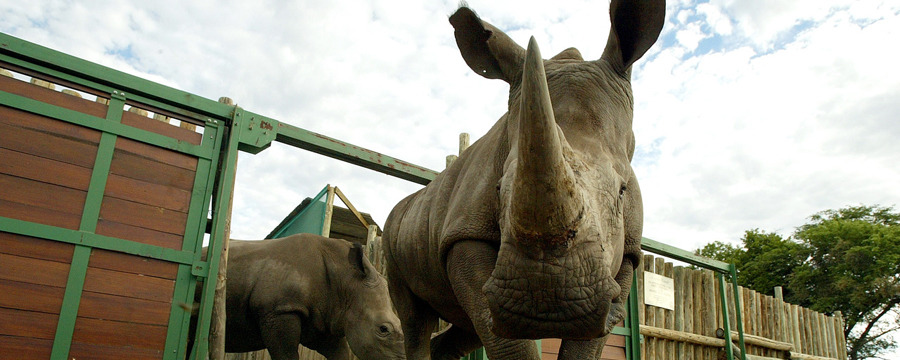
[3,1,899,265]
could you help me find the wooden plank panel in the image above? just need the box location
[0,278,64,314]
[71,316,168,350]
[0,111,100,166]
[121,109,202,145]
[599,343,626,360]
[82,266,175,303]
[0,252,71,288]
[0,173,87,216]
[0,232,75,263]
[115,137,199,172]
[541,338,561,355]
[89,249,179,280]
[105,172,191,213]
[0,74,107,118]
[110,148,197,191]
[69,341,164,360]
[0,198,82,230]
[0,148,92,191]
[95,219,184,250]
[0,334,53,360]
[0,307,59,339]
[98,196,187,236]
[78,291,171,326]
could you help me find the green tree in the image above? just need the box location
[696,205,900,360]
[791,205,900,360]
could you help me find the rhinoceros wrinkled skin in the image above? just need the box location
[382,1,665,359]
[212,235,405,360]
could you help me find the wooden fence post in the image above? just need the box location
[210,96,236,360]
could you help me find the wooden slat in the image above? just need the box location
[0,173,87,217]
[121,109,202,145]
[0,278,64,314]
[69,341,165,360]
[0,73,107,118]
[599,343,626,360]
[95,219,184,250]
[98,195,187,236]
[0,111,100,167]
[0,307,59,339]
[88,249,179,280]
[0,198,82,230]
[82,265,175,303]
[105,172,191,213]
[71,316,168,350]
[0,252,71,288]
[0,334,54,360]
[78,290,171,326]
[0,232,75,263]
[110,148,197,191]
[115,137,198,172]
[0,147,92,191]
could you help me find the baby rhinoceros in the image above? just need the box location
[220,234,406,360]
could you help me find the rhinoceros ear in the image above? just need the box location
[600,0,666,74]
[348,243,368,278]
[450,6,525,83]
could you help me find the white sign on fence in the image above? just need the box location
[644,271,675,310]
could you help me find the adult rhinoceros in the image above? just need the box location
[382,1,664,359]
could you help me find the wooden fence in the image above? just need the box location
[635,253,848,360]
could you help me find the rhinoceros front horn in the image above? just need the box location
[510,37,583,251]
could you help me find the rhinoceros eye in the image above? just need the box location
[377,324,393,337]
[618,185,627,200]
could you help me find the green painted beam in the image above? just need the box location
[273,120,439,185]
[641,236,730,273]
[0,32,234,120]
[0,216,195,265]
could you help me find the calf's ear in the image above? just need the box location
[348,243,368,277]
[450,6,525,84]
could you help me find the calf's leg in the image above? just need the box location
[387,265,440,359]
[258,312,302,360]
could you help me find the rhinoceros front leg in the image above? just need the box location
[388,264,440,359]
[445,240,540,360]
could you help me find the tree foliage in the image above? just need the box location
[696,205,900,360]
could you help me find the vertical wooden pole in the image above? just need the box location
[834,311,846,360]
[664,261,675,359]
[210,96,236,360]
[459,132,470,153]
[701,270,716,360]
[321,185,336,237]
[791,304,803,355]
[683,267,695,360]
[692,270,704,360]
[644,255,656,360]
[674,267,685,359]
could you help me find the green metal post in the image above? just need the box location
[49,91,124,359]
[191,107,243,360]
[718,273,735,360]
[730,264,747,360]
[627,272,642,360]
